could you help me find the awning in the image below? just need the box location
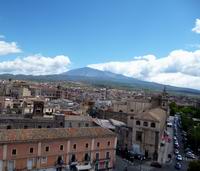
[76,164,92,170]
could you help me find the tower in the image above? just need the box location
[161,86,169,111]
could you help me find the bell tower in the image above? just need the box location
[161,86,169,111]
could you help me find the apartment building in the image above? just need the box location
[0,127,117,171]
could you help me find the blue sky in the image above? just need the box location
[0,0,200,89]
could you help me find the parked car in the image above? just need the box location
[150,162,162,168]
[128,151,145,160]
[167,122,173,127]
[175,162,182,170]
[185,148,193,153]
[174,142,179,149]
[176,154,183,161]
[186,152,195,159]
[174,149,179,155]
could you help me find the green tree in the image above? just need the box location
[169,102,178,116]
[188,160,200,171]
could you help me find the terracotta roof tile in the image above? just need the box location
[0,127,116,143]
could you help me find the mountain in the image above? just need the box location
[0,67,199,95]
[63,67,200,94]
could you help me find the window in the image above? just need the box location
[73,144,76,149]
[47,125,50,128]
[96,153,99,160]
[107,141,110,146]
[78,123,81,127]
[86,143,89,148]
[12,149,17,155]
[95,163,99,171]
[126,131,129,138]
[84,153,90,161]
[60,145,64,151]
[24,125,28,129]
[105,161,109,169]
[106,152,110,159]
[143,121,148,127]
[136,121,140,125]
[71,154,76,162]
[151,122,156,128]
[41,157,47,164]
[45,146,49,152]
[60,122,63,127]
[97,142,100,147]
[130,116,134,120]
[30,147,34,153]
[38,125,42,128]
[85,123,89,127]
[69,122,72,127]
[136,131,142,142]
[130,109,134,112]
[119,110,123,113]
[7,125,11,129]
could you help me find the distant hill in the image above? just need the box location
[0,67,199,95]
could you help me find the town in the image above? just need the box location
[0,79,199,171]
[0,0,200,170]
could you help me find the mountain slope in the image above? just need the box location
[0,67,199,95]
[63,67,200,94]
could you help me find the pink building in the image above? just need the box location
[0,127,117,171]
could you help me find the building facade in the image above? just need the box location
[128,108,167,160]
[0,127,117,171]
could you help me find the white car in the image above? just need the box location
[167,122,173,127]
[176,154,183,161]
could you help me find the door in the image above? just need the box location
[27,159,34,170]
[0,160,3,171]
[7,160,14,171]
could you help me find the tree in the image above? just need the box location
[169,102,178,116]
[188,160,200,171]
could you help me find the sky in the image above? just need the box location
[0,0,200,89]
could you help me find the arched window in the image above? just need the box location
[143,121,148,127]
[136,121,140,126]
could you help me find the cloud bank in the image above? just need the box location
[0,54,71,75]
[0,40,22,55]
[192,18,200,34]
[88,49,200,90]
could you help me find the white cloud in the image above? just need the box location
[0,54,71,75]
[0,40,21,55]
[88,49,200,90]
[192,18,200,34]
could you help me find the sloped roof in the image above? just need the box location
[93,119,115,130]
[0,127,116,143]
[65,115,93,122]
[134,108,167,122]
